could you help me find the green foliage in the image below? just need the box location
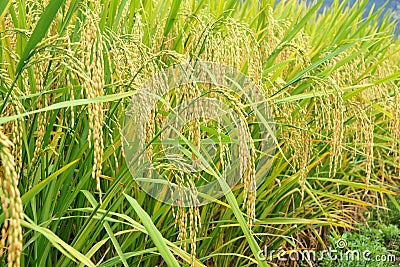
[319,223,400,267]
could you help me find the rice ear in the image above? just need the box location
[81,2,105,202]
[0,130,24,267]
[31,63,46,168]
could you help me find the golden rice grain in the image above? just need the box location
[31,63,46,168]
[81,2,105,202]
[391,88,400,179]
[0,130,24,267]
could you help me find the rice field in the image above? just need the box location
[0,0,399,266]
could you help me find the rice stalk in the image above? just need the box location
[31,63,46,168]
[391,89,400,179]
[0,130,24,267]
[81,1,105,202]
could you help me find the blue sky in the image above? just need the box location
[318,0,400,31]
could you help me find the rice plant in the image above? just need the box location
[0,0,399,266]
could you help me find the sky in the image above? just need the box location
[318,0,400,31]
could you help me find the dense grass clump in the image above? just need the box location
[318,222,400,267]
[0,0,399,266]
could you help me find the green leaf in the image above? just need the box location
[15,0,66,74]
[265,1,323,68]
[0,91,137,125]
[270,40,357,98]
[21,219,96,267]
[0,0,11,20]
[124,194,180,267]
[163,0,182,37]
[21,159,80,205]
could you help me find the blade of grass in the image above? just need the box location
[0,0,11,20]
[0,0,66,114]
[124,193,180,267]
[21,219,96,267]
[15,0,66,74]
